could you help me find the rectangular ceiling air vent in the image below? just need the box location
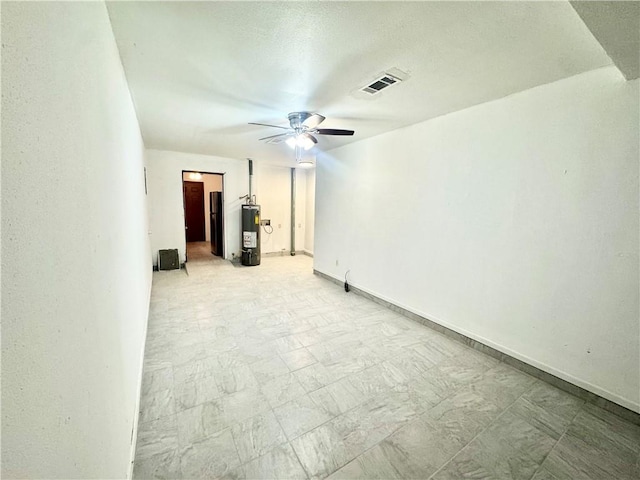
[361,73,402,95]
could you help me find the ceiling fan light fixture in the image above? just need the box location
[286,134,315,151]
[299,134,315,151]
[297,158,314,167]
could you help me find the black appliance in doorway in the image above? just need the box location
[210,191,224,257]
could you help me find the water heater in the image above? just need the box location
[241,204,260,266]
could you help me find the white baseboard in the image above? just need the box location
[128,283,152,479]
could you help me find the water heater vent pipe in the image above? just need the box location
[248,158,255,205]
[290,168,296,256]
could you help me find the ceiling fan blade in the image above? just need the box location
[301,132,318,144]
[302,114,326,129]
[249,122,290,130]
[258,132,292,141]
[266,137,288,144]
[316,129,355,136]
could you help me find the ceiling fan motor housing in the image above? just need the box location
[288,112,317,130]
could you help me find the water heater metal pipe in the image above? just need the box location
[290,168,296,256]
[248,158,254,204]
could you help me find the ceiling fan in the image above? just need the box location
[250,112,355,162]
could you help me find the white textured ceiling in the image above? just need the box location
[106,1,612,166]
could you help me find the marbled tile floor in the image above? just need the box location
[134,255,639,480]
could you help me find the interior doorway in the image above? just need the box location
[184,181,205,242]
[182,171,224,262]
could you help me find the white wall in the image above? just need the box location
[254,163,292,254]
[181,172,223,242]
[253,165,316,254]
[253,163,308,255]
[147,149,246,263]
[315,66,639,412]
[148,155,309,261]
[305,168,316,254]
[295,168,308,253]
[2,2,152,478]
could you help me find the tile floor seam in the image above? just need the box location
[544,400,584,470]
[177,449,185,479]
[278,401,335,444]
[273,411,311,480]
[520,386,584,480]
[426,378,537,479]
[528,406,582,480]
[329,429,408,479]
[532,398,640,480]
[235,442,303,480]
[228,415,250,476]
[231,408,294,475]
[421,368,464,403]
[406,356,489,414]
[276,350,302,374]
[285,381,435,478]
[274,386,364,458]
[329,404,436,479]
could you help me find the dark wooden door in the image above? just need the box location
[183,181,205,242]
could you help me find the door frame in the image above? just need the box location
[181,170,225,262]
